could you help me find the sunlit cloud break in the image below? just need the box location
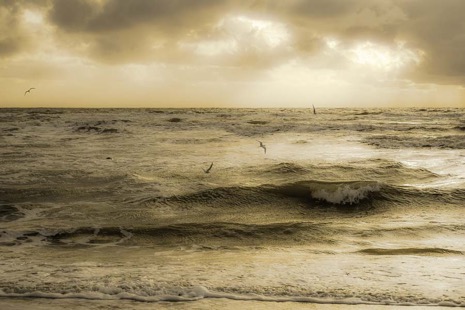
[181,15,291,58]
[348,41,423,71]
[325,38,423,72]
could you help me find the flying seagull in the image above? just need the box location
[203,162,213,174]
[312,104,316,115]
[24,88,35,96]
[257,141,266,154]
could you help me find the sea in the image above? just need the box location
[1,107,465,309]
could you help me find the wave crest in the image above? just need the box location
[310,182,380,205]
[268,180,382,205]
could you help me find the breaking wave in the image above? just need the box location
[267,180,381,205]
[142,179,464,211]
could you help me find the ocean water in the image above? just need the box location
[1,107,465,308]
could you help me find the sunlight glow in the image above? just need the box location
[348,41,422,71]
[222,15,290,49]
[325,37,423,72]
[325,38,340,50]
[22,10,44,25]
[184,15,291,57]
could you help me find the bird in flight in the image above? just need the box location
[203,162,214,174]
[312,104,316,115]
[257,141,266,154]
[24,88,35,96]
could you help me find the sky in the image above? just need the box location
[1,0,465,108]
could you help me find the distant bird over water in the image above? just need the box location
[312,104,316,115]
[257,141,266,154]
[24,88,35,96]
[203,162,213,174]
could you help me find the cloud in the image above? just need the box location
[0,0,49,58]
[46,0,235,64]
[3,0,465,95]
[47,0,97,32]
[258,0,465,85]
[48,0,224,33]
[395,0,465,83]
[178,14,294,70]
[0,2,27,57]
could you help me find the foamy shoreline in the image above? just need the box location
[0,298,456,310]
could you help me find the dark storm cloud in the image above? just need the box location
[271,0,359,18]
[46,0,232,63]
[47,0,96,32]
[0,0,48,57]
[268,0,405,41]
[0,1,26,57]
[395,0,465,82]
[48,0,226,33]
[0,37,21,57]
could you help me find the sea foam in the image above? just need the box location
[310,182,381,205]
[269,180,382,205]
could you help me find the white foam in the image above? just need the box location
[311,183,380,205]
[0,286,462,307]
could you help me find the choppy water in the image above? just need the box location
[1,108,465,307]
